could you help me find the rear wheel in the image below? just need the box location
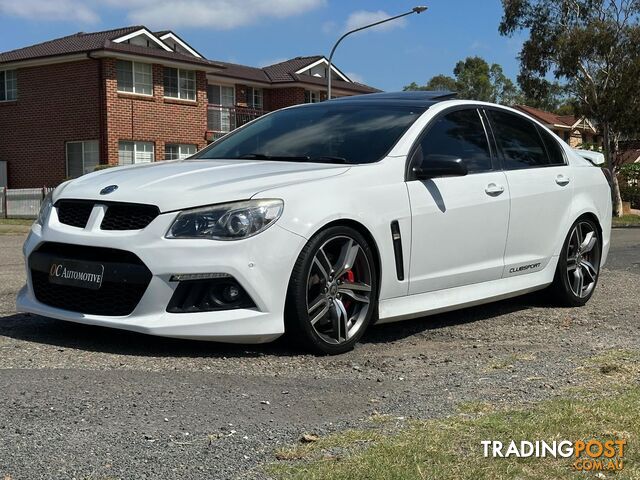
[285,226,377,355]
[550,218,601,306]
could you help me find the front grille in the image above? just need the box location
[29,242,152,316]
[55,200,159,231]
[57,201,93,228]
[101,204,159,231]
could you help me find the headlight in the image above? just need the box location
[166,199,284,240]
[35,192,53,227]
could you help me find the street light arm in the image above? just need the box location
[327,7,427,99]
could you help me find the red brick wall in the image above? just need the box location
[0,60,102,188]
[267,87,306,111]
[103,59,208,164]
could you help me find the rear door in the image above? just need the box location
[485,109,573,277]
[406,107,510,294]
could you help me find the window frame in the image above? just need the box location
[0,69,17,102]
[405,105,498,181]
[118,141,155,165]
[483,106,568,171]
[165,143,197,160]
[65,140,99,178]
[163,67,196,101]
[304,90,321,104]
[246,87,263,109]
[116,60,153,96]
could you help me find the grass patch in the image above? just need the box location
[0,218,32,235]
[612,214,640,226]
[268,351,640,480]
[0,218,33,225]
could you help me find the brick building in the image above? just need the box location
[0,26,378,188]
[513,105,601,150]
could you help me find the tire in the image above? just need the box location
[549,217,602,307]
[285,225,378,355]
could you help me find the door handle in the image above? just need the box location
[556,174,571,186]
[485,183,505,196]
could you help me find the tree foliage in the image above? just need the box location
[499,0,640,214]
[403,56,521,105]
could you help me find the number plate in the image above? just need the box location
[48,259,105,290]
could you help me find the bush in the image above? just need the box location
[619,164,640,209]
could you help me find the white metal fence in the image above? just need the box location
[0,187,54,219]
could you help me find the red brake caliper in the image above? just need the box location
[346,270,355,283]
[342,270,355,309]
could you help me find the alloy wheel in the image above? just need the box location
[306,235,373,345]
[566,221,600,298]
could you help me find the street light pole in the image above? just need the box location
[327,6,428,100]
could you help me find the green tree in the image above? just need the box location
[426,74,458,92]
[403,56,521,105]
[500,0,640,216]
[403,75,458,92]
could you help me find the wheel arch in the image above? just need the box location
[306,219,383,294]
[575,211,603,239]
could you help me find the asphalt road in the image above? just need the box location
[0,229,638,479]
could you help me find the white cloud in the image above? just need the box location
[102,0,326,30]
[345,71,364,84]
[344,10,406,33]
[0,0,99,23]
[321,20,337,34]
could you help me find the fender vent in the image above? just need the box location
[390,220,405,281]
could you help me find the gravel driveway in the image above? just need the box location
[1,230,638,479]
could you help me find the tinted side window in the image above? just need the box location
[537,125,566,166]
[415,109,492,174]
[489,110,549,169]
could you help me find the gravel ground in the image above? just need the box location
[0,230,638,479]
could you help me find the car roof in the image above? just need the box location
[329,90,458,108]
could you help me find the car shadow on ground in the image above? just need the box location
[0,291,552,358]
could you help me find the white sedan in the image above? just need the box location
[17,92,612,354]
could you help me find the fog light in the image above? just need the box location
[223,284,240,302]
[167,277,256,313]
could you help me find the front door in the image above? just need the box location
[407,107,510,294]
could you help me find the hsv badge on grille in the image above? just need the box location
[100,185,118,195]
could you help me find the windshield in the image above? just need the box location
[195,103,426,164]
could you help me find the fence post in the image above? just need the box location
[1,187,6,219]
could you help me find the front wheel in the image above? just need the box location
[285,226,378,355]
[549,218,601,307]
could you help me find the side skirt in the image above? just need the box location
[377,256,559,324]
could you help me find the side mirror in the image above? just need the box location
[413,158,468,179]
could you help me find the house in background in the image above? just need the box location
[514,105,601,149]
[0,26,378,188]
[617,140,640,165]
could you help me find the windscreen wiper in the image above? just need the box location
[238,153,310,161]
[309,156,349,164]
[237,153,348,164]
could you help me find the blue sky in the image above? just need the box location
[0,0,526,91]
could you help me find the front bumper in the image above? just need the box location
[16,210,307,343]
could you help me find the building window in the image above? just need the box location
[247,87,263,109]
[163,67,196,100]
[207,84,235,106]
[66,140,99,178]
[165,143,196,160]
[304,90,320,103]
[207,84,236,132]
[116,60,152,95]
[0,70,17,101]
[118,141,154,165]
